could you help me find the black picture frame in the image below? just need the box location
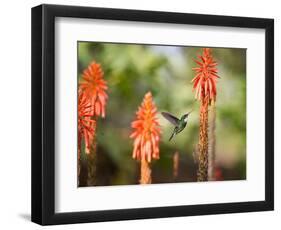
[31,4,274,225]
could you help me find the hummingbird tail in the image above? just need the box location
[169,133,175,141]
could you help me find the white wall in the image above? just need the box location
[0,0,279,229]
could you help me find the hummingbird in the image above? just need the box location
[161,111,192,141]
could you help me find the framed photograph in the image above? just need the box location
[31,4,274,225]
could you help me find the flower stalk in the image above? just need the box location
[140,158,152,184]
[130,92,161,184]
[208,100,216,180]
[173,151,179,179]
[78,89,96,185]
[192,48,219,182]
[197,97,209,181]
[78,61,108,186]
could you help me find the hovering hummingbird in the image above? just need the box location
[161,111,192,141]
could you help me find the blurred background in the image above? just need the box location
[78,42,246,187]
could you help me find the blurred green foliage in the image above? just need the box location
[78,42,246,186]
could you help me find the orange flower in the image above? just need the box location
[191,48,219,103]
[130,92,161,163]
[78,90,96,154]
[79,62,108,118]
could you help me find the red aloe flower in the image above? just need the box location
[191,48,219,103]
[130,92,161,163]
[79,62,108,118]
[78,90,96,155]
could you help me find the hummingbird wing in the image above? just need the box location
[161,112,180,126]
